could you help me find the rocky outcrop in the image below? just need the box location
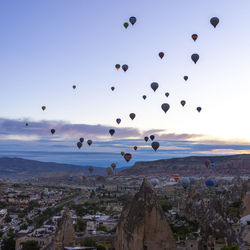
[114,178,176,250]
[54,210,75,250]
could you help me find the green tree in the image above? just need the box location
[21,240,39,250]
[221,245,239,250]
[1,237,15,250]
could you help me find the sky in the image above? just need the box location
[1,0,250,167]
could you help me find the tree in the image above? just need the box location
[221,245,239,250]
[21,240,39,250]
[1,237,15,250]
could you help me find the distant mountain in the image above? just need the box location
[119,154,250,176]
[0,157,107,178]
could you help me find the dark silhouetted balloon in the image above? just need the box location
[88,166,94,174]
[165,92,169,97]
[124,153,132,162]
[144,136,149,142]
[109,129,115,136]
[150,135,155,141]
[111,87,115,91]
[151,82,159,92]
[205,160,210,168]
[25,123,29,126]
[192,34,198,41]
[143,95,147,100]
[111,163,116,170]
[129,16,136,25]
[129,113,136,120]
[197,107,202,112]
[191,53,199,64]
[122,64,128,72]
[77,142,82,149]
[72,85,76,89]
[161,103,170,113]
[51,129,55,135]
[116,118,121,125]
[134,146,137,151]
[42,106,46,111]
[159,52,164,59]
[184,76,188,81]
[210,17,219,28]
[205,179,214,187]
[124,22,129,29]
[181,100,186,107]
[121,151,125,156]
[79,138,84,143]
[87,140,92,146]
[151,141,160,151]
[115,64,120,70]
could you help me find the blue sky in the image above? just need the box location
[1,1,250,167]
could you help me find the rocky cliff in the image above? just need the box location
[114,178,176,250]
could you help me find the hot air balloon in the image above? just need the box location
[150,178,159,187]
[159,52,164,59]
[106,167,113,175]
[143,95,147,100]
[184,76,188,81]
[129,16,136,25]
[161,103,170,113]
[115,64,120,70]
[172,175,180,182]
[150,135,155,141]
[42,106,46,111]
[144,136,149,142]
[151,141,160,151]
[210,17,219,28]
[88,166,94,174]
[109,129,115,136]
[111,163,116,170]
[165,92,169,97]
[191,54,199,64]
[122,64,128,72]
[79,138,84,143]
[72,85,76,89]
[134,146,137,151]
[197,107,202,112]
[124,22,129,29]
[151,82,159,92]
[87,140,92,146]
[180,177,190,189]
[51,129,55,135]
[205,160,211,168]
[111,87,115,91]
[181,100,186,107]
[25,123,29,126]
[205,179,214,187]
[124,153,132,162]
[192,34,198,41]
[211,161,215,167]
[121,151,125,156]
[116,118,121,125]
[129,113,136,120]
[77,142,82,149]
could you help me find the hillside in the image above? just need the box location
[119,154,250,176]
[0,157,106,178]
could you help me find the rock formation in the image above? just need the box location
[114,178,176,250]
[54,209,75,250]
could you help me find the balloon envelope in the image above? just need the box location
[197,107,202,112]
[129,16,136,25]
[124,153,132,162]
[121,151,125,156]
[123,22,129,29]
[151,141,160,151]
[150,178,159,187]
[134,146,137,151]
[42,106,46,111]
[72,85,76,89]
[151,82,159,92]
[210,17,219,28]
[87,140,92,146]
[122,64,128,72]
[115,64,120,70]
[184,76,188,81]
[25,123,29,126]
[180,177,190,189]
[150,135,155,141]
[161,103,170,113]
[116,118,121,125]
[129,113,136,120]
[144,136,149,142]
[205,160,211,168]
[51,129,55,135]
[192,34,198,41]
[205,179,214,187]
[77,142,82,149]
[165,92,169,97]
[111,87,115,91]
[191,53,199,64]
[143,95,147,100]
[88,166,94,174]
[109,129,115,136]
[79,137,84,143]
[159,52,164,59]
[181,100,186,107]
